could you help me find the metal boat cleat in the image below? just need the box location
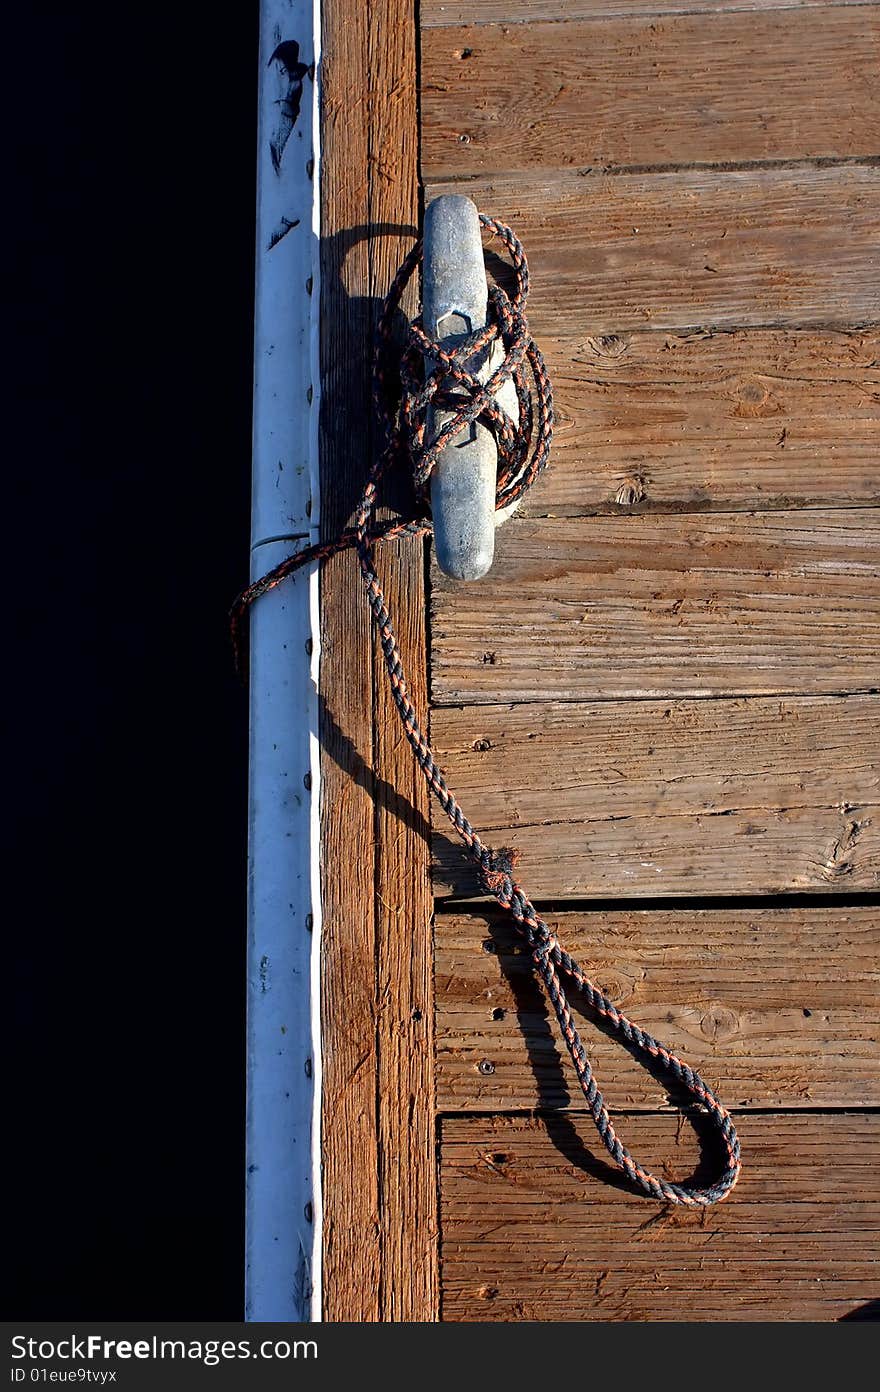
[422,194,520,581]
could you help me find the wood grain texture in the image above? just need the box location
[431,695,880,898]
[423,165,880,334]
[371,20,439,1320]
[423,10,880,176]
[441,1112,880,1321]
[319,0,438,1321]
[423,0,875,22]
[422,0,880,1327]
[319,0,380,1320]
[430,511,880,705]
[435,906,880,1110]
[519,328,880,516]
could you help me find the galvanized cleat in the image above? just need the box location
[422,194,519,580]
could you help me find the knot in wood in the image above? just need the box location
[699,1002,741,1044]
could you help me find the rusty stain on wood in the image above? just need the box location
[319,0,437,1321]
[441,1112,880,1321]
[424,165,880,335]
[435,906,880,1110]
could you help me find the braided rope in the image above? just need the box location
[232,215,742,1208]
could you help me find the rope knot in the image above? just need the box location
[529,922,556,966]
[477,845,521,901]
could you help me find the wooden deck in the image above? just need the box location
[318,0,879,1320]
[423,0,879,1322]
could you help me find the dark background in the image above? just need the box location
[10,6,257,1315]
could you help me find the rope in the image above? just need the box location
[232,215,742,1208]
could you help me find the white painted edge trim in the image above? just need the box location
[246,0,322,1323]
[307,0,323,1324]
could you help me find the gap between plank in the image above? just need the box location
[437,1104,880,1120]
[432,154,880,183]
[434,889,880,914]
[429,687,880,711]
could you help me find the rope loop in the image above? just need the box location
[231,216,743,1209]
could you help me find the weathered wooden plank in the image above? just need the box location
[423,165,880,334]
[319,0,380,1321]
[436,906,880,1110]
[370,19,439,1321]
[519,328,880,517]
[431,695,880,898]
[430,512,880,705]
[423,10,880,176]
[320,0,438,1321]
[423,0,875,23]
[441,1112,880,1321]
